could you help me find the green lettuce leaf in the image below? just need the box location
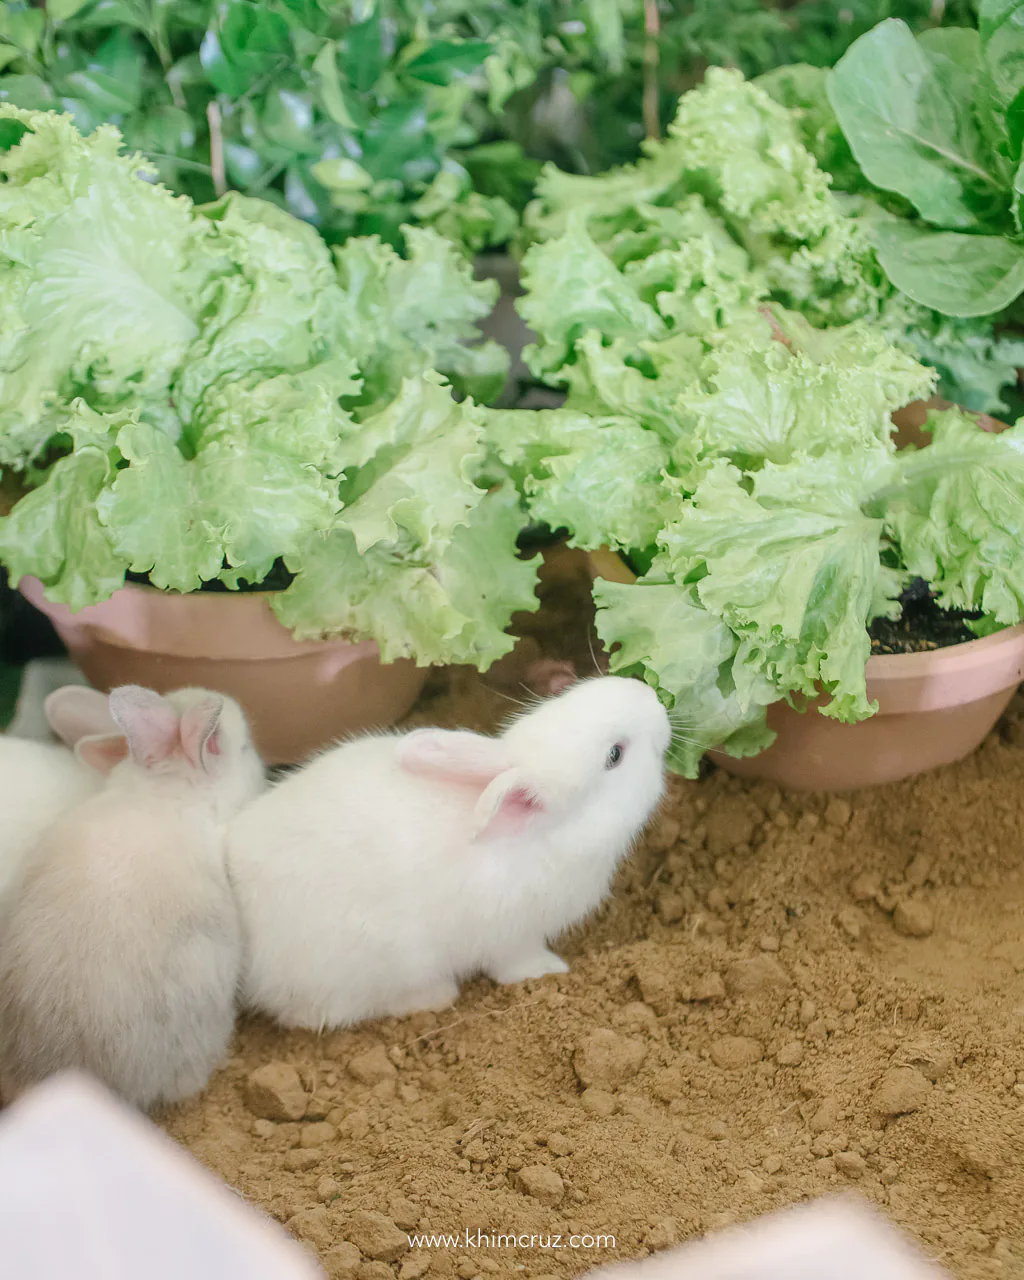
[887,408,1024,623]
[593,576,774,777]
[0,402,129,608]
[0,105,216,463]
[332,225,508,408]
[336,375,487,558]
[172,193,351,428]
[483,405,671,550]
[272,484,539,668]
[680,314,934,464]
[517,211,666,379]
[658,453,904,721]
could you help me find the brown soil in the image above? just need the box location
[869,579,982,656]
[161,550,1024,1280]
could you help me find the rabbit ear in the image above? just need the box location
[74,733,130,776]
[396,729,510,784]
[44,687,117,747]
[471,768,544,841]
[178,697,224,773]
[107,687,180,769]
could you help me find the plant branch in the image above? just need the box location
[206,100,226,197]
[643,0,660,141]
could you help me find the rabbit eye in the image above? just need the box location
[605,744,624,770]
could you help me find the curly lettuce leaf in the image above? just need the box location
[272,484,538,668]
[0,105,216,464]
[172,194,351,426]
[887,408,1024,623]
[560,331,703,443]
[594,575,774,777]
[680,310,934,464]
[517,211,666,379]
[336,375,487,558]
[0,402,129,609]
[755,63,866,195]
[484,405,671,551]
[658,453,904,721]
[333,225,508,408]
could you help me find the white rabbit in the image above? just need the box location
[0,686,121,910]
[227,676,671,1031]
[0,685,267,1110]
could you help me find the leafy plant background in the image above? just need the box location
[0,0,981,253]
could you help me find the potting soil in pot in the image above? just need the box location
[870,578,984,656]
[158,555,1024,1280]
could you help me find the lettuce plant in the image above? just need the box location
[0,106,539,670]
[824,5,1024,320]
[522,66,1024,416]
[491,76,1024,774]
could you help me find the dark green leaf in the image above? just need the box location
[47,0,92,21]
[828,19,1009,230]
[0,74,57,111]
[312,40,364,129]
[404,40,493,87]
[359,99,436,183]
[5,8,44,56]
[262,87,317,154]
[200,1,291,97]
[1008,84,1024,159]
[62,29,144,114]
[874,219,1024,315]
[979,0,1024,45]
[342,12,384,95]
[0,115,29,150]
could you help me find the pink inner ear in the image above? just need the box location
[473,773,544,841]
[179,701,222,771]
[498,786,541,821]
[75,735,130,777]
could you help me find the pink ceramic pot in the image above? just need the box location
[586,551,1024,793]
[19,578,426,767]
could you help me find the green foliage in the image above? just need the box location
[0,2,983,251]
[0,107,534,670]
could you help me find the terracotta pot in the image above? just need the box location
[18,578,427,767]
[890,396,1005,449]
[586,550,1024,793]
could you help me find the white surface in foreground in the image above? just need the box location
[599,1197,948,1280]
[0,1073,323,1278]
[0,1074,950,1279]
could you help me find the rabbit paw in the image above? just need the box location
[487,949,570,985]
[381,980,459,1018]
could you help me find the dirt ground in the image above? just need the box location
[161,551,1024,1280]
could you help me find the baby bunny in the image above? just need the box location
[228,676,671,1031]
[0,685,266,1110]
[0,686,121,909]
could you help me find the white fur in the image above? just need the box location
[227,676,671,1031]
[0,687,119,910]
[0,686,267,1110]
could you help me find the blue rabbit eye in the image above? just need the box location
[606,744,624,769]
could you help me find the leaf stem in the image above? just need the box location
[206,100,227,197]
[643,0,660,142]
